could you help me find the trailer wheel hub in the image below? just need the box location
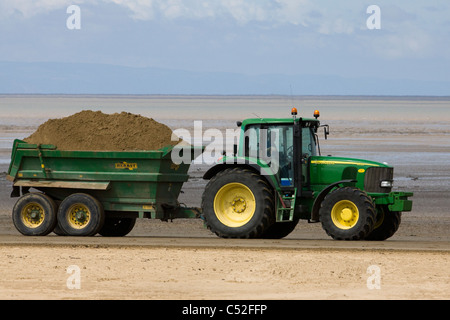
[68,204,91,229]
[21,203,45,228]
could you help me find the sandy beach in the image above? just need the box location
[0,95,449,300]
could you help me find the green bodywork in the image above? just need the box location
[204,117,413,222]
[7,139,200,220]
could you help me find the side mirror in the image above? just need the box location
[320,124,330,140]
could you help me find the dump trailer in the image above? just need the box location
[7,141,202,236]
[7,109,413,240]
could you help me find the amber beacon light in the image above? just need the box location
[314,110,320,119]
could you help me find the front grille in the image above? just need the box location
[364,167,393,193]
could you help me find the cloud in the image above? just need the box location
[0,0,318,27]
[106,0,278,23]
[367,25,435,60]
[108,0,155,20]
[106,0,358,35]
[0,0,75,18]
[360,4,445,60]
[2,0,447,41]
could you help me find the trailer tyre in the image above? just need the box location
[202,168,274,238]
[57,193,105,236]
[53,224,68,236]
[12,193,57,236]
[98,216,136,237]
[320,187,376,240]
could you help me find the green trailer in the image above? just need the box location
[7,139,202,236]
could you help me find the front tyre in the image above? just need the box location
[320,187,376,240]
[201,168,274,238]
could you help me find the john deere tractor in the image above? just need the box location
[201,108,413,240]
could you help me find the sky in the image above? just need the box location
[0,0,449,94]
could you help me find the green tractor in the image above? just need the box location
[201,108,413,240]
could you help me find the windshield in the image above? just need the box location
[302,127,317,158]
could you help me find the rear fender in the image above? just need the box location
[203,157,279,191]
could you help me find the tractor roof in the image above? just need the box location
[240,117,320,127]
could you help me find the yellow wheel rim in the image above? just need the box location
[331,200,359,229]
[67,204,91,229]
[213,183,256,228]
[21,202,45,228]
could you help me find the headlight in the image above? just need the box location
[380,180,393,188]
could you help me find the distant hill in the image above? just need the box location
[0,61,448,95]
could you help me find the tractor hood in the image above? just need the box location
[309,156,393,193]
[310,156,390,170]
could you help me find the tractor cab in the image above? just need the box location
[238,109,321,189]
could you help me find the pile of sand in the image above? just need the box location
[24,110,179,151]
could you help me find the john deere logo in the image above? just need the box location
[115,162,138,170]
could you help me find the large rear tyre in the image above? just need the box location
[320,187,376,240]
[57,193,105,236]
[12,193,57,236]
[201,168,274,238]
[365,206,401,241]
